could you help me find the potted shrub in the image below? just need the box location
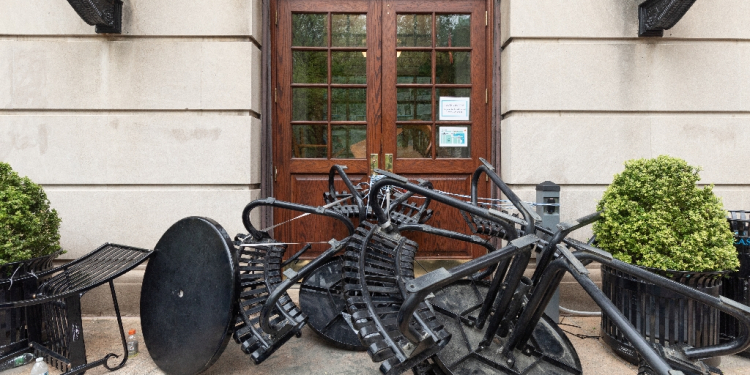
[0,162,62,355]
[593,155,738,366]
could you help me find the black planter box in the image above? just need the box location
[0,252,60,356]
[600,265,723,367]
[720,211,750,358]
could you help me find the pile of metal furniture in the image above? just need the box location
[139,159,750,375]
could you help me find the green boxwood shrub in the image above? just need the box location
[593,155,738,272]
[0,162,61,263]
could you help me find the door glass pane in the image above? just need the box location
[436,88,471,120]
[397,14,432,47]
[332,125,367,159]
[331,88,366,121]
[332,14,367,47]
[397,51,431,84]
[292,14,327,47]
[332,52,367,84]
[293,125,327,158]
[293,88,328,121]
[397,124,432,158]
[436,15,471,47]
[293,51,328,83]
[436,52,471,84]
[397,88,432,121]
[437,125,470,158]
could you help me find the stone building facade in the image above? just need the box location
[1,1,749,311]
[499,0,750,236]
[1,0,263,260]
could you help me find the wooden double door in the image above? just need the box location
[272,0,491,259]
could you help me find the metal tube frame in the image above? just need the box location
[371,171,535,333]
[250,161,750,373]
[241,198,356,336]
[242,197,355,239]
[368,171,539,345]
[328,165,367,223]
[368,173,525,237]
[259,239,349,336]
[386,179,434,222]
[397,205,750,374]
[397,234,539,343]
[506,256,677,375]
[470,158,535,237]
[504,216,750,374]
[397,223,499,281]
[247,168,436,338]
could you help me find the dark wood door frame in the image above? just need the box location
[260,0,274,229]
[262,0,497,259]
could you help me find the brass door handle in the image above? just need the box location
[370,154,394,174]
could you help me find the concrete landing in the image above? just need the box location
[4,316,750,375]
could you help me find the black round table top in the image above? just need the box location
[430,280,582,374]
[299,256,365,351]
[140,216,237,375]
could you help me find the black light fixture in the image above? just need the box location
[638,0,697,37]
[66,0,123,34]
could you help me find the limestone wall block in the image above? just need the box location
[0,115,260,185]
[501,0,750,43]
[0,0,262,39]
[46,188,259,259]
[501,114,750,185]
[501,41,750,113]
[1,40,259,112]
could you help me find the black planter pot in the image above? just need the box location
[600,264,724,367]
[0,251,61,356]
[720,211,750,358]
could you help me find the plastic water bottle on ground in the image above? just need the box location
[0,352,35,371]
[29,357,48,375]
[127,329,139,358]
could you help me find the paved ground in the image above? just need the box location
[4,314,750,375]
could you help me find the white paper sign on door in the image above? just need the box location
[439,97,470,121]
[439,127,468,147]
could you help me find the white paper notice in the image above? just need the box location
[439,97,470,121]
[439,127,468,147]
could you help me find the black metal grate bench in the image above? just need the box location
[0,243,153,375]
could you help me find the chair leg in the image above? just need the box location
[25,304,43,351]
[64,295,86,369]
[103,280,128,371]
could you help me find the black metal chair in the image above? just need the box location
[0,243,153,375]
